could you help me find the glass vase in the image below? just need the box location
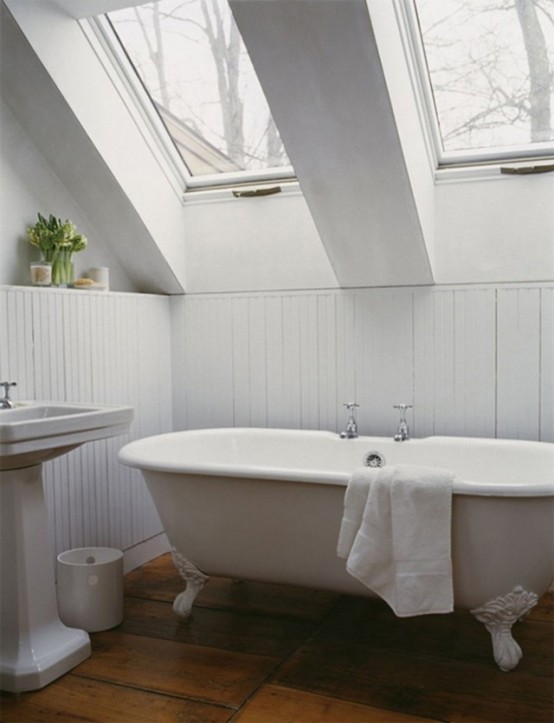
[51,251,74,287]
[30,259,52,286]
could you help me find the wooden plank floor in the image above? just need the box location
[2,553,552,722]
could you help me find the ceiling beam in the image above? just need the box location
[230,0,434,287]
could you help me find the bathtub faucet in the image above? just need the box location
[340,402,359,439]
[0,381,17,409]
[393,403,412,442]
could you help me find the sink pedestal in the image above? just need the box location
[0,464,91,692]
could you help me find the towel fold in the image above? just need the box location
[336,467,380,559]
[338,464,454,617]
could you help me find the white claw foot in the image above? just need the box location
[471,586,538,672]
[170,548,209,619]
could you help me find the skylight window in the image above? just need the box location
[410,0,554,164]
[105,0,293,187]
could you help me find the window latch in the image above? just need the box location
[232,186,282,198]
[500,164,554,175]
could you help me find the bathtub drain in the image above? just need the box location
[364,451,385,468]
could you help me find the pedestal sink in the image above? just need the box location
[0,401,133,692]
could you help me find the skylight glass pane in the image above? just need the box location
[107,0,290,178]
[413,0,553,154]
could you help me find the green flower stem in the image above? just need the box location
[52,250,74,286]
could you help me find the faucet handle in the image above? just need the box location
[344,402,360,411]
[393,403,412,442]
[0,381,17,397]
[0,382,17,408]
[394,404,412,422]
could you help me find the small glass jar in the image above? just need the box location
[52,257,73,287]
[30,260,52,286]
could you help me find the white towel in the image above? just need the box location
[340,464,454,617]
[337,467,380,559]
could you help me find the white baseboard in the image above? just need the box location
[123,533,170,574]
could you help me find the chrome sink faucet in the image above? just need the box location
[0,381,17,409]
[393,403,412,441]
[340,402,359,439]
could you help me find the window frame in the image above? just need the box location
[399,0,554,171]
[89,10,295,192]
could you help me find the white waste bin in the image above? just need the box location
[56,547,124,632]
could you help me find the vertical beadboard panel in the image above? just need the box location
[2,290,35,399]
[540,287,554,442]
[282,295,302,429]
[317,294,338,432]
[247,297,268,427]
[414,288,496,438]
[414,289,457,436]
[177,285,547,442]
[131,294,172,542]
[0,289,8,380]
[335,291,357,431]
[354,289,413,436]
[265,295,287,427]
[432,291,456,434]
[497,288,541,440]
[33,291,70,554]
[230,295,271,428]
[452,289,496,438]
[94,292,116,547]
[2,287,170,564]
[232,296,252,427]
[176,295,200,429]
[177,295,234,430]
[4,283,550,568]
[413,288,439,437]
[298,294,320,430]
[131,295,152,545]
[170,296,187,430]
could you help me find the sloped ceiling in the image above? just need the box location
[2,0,187,295]
[3,0,435,293]
[230,0,434,287]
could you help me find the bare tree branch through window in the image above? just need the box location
[414,0,553,152]
[108,0,289,176]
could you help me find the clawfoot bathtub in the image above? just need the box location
[119,428,554,671]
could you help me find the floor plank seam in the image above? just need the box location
[70,670,241,713]
[225,592,347,720]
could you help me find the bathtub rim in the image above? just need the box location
[118,428,554,498]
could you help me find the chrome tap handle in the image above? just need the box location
[340,402,359,438]
[393,404,413,417]
[393,404,412,441]
[0,381,17,397]
[344,402,360,424]
[0,381,17,408]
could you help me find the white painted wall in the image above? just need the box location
[172,284,554,443]
[0,99,135,291]
[0,286,173,570]
[183,192,337,293]
[434,176,554,284]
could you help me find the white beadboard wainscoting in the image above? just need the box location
[172,284,553,443]
[0,286,172,570]
[1,283,552,572]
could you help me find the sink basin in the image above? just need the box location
[0,400,133,693]
[0,401,133,470]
